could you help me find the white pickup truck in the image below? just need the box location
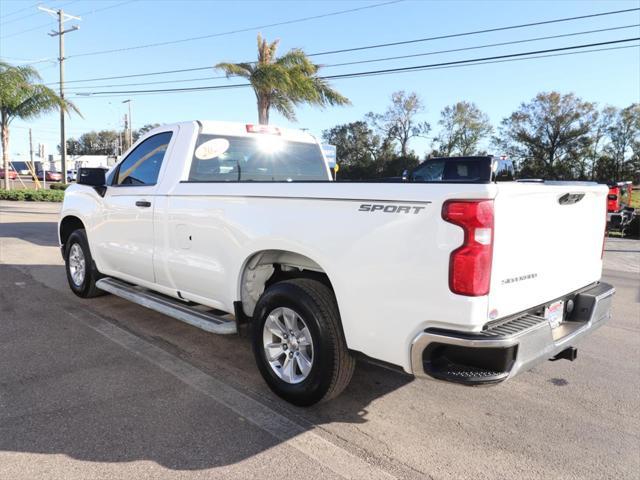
[59,121,615,406]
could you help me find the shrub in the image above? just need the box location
[0,189,64,202]
[49,183,70,191]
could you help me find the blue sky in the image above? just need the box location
[1,0,639,160]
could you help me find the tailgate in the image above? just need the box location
[489,182,607,319]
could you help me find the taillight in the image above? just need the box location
[442,200,494,296]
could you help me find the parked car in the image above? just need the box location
[58,121,615,406]
[67,169,77,182]
[37,171,62,182]
[0,168,18,180]
[606,181,636,237]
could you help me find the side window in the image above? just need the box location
[115,132,172,186]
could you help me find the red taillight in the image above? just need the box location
[442,200,494,296]
[246,124,281,135]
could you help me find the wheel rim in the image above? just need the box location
[68,243,86,287]
[262,307,314,384]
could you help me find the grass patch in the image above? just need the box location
[630,189,640,209]
[0,189,65,202]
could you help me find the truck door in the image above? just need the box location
[93,131,174,284]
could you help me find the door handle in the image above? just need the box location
[136,200,151,207]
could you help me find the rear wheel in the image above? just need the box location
[251,278,355,406]
[64,229,105,298]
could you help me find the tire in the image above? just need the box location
[251,278,355,406]
[64,229,105,298]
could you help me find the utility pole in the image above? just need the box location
[123,114,129,150]
[39,6,80,184]
[29,128,34,186]
[122,99,132,148]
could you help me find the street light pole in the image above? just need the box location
[122,100,132,148]
[39,6,80,185]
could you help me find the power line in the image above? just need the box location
[66,0,404,59]
[327,24,640,67]
[69,44,639,101]
[76,0,139,17]
[0,0,77,26]
[324,37,640,80]
[47,7,640,85]
[0,1,39,19]
[0,0,136,40]
[68,37,640,96]
[62,23,640,89]
[66,74,228,90]
[308,7,640,57]
[57,66,217,85]
[65,6,640,60]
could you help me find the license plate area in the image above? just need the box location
[545,300,565,329]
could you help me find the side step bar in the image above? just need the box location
[96,277,237,335]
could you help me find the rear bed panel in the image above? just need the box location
[489,182,607,320]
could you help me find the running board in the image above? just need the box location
[95,277,237,335]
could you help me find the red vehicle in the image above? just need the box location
[606,181,635,236]
[37,171,63,182]
[0,168,18,180]
[607,181,634,213]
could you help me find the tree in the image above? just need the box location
[133,123,161,142]
[605,103,640,181]
[322,121,394,179]
[0,61,79,189]
[66,124,162,156]
[66,130,120,156]
[583,106,617,180]
[215,34,350,124]
[433,101,492,156]
[367,90,430,157]
[495,92,596,179]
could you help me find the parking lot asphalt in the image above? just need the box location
[1,201,638,480]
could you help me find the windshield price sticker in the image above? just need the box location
[195,138,230,160]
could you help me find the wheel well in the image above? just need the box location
[240,250,333,317]
[59,216,85,246]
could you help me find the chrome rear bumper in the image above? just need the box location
[411,282,615,384]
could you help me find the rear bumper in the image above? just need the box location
[410,282,615,384]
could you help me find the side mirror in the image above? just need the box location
[78,167,107,196]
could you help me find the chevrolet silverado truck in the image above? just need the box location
[58,121,615,406]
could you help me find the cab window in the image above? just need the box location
[188,134,328,182]
[115,132,172,186]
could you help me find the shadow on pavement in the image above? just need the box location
[0,262,412,471]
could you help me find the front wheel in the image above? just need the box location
[251,278,355,406]
[64,229,105,298]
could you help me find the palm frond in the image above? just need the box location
[214,62,254,79]
[12,84,81,122]
[271,92,297,121]
[1,62,81,123]
[213,35,350,124]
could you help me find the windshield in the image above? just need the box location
[188,134,329,182]
[410,158,492,183]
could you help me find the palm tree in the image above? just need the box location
[216,34,350,125]
[0,61,80,190]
